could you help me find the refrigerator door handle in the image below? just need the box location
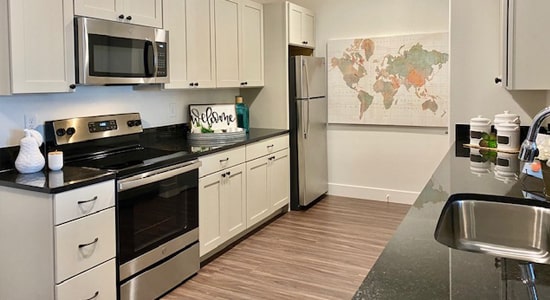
[301,100,308,139]
[303,60,311,138]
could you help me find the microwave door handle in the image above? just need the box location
[144,41,155,77]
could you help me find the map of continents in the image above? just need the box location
[327,32,449,127]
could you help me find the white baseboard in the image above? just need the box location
[328,183,419,205]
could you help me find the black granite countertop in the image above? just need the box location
[0,127,288,194]
[353,143,550,300]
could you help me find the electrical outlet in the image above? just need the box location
[168,102,177,119]
[24,114,37,129]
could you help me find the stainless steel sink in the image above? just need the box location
[434,193,550,264]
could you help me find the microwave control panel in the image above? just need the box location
[156,42,167,77]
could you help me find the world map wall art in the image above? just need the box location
[327,32,449,127]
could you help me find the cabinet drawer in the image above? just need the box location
[199,146,245,177]
[56,259,116,300]
[246,135,288,161]
[55,208,116,283]
[54,180,115,225]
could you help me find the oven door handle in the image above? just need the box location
[118,159,201,191]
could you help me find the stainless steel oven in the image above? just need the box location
[44,113,199,300]
[118,160,200,300]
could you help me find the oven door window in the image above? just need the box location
[88,34,155,78]
[118,170,198,265]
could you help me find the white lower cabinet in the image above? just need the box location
[0,180,116,300]
[198,134,289,258]
[199,164,246,256]
[246,148,289,228]
[199,149,247,257]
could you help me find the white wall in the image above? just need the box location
[0,86,239,147]
[294,0,451,204]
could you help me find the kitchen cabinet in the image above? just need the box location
[246,135,290,228]
[74,0,163,28]
[198,147,247,257]
[215,0,264,88]
[501,0,550,89]
[287,2,315,48]
[0,0,76,94]
[163,0,216,89]
[0,180,116,300]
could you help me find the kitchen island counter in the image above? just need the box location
[353,143,550,299]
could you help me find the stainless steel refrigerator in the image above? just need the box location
[289,56,328,210]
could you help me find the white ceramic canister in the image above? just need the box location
[469,149,491,176]
[470,115,492,146]
[495,151,519,174]
[496,122,520,151]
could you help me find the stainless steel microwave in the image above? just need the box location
[75,17,169,85]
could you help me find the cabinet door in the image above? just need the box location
[269,149,290,210]
[240,0,264,87]
[199,172,223,256]
[287,3,303,46]
[287,2,314,48]
[164,0,216,89]
[215,0,241,88]
[122,0,163,28]
[301,8,315,48]
[503,0,550,89]
[222,164,247,239]
[8,0,75,93]
[74,0,121,20]
[246,156,270,228]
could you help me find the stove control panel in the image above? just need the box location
[46,113,143,145]
[88,120,118,133]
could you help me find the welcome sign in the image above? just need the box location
[189,104,238,133]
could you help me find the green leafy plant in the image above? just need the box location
[479,132,497,148]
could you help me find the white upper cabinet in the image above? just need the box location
[74,0,163,28]
[240,0,264,87]
[215,0,241,88]
[0,0,76,94]
[501,0,550,90]
[215,0,264,88]
[287,2,315,48]
[163,0,216,89]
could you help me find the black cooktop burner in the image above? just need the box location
[67,147,178,172]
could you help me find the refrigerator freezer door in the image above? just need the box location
[294,56,326,99]
[296,97,328,206]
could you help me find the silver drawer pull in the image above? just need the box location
[83,291,99,300]
[219,157,229,163]
[77,196,98,205]
[78,237,99,249]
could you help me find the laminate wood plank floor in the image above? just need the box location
[163,195,410,300]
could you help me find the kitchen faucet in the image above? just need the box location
[519,106,550,162]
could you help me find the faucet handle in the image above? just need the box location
[519,140,538,162]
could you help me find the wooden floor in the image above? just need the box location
[163,195,410,300]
